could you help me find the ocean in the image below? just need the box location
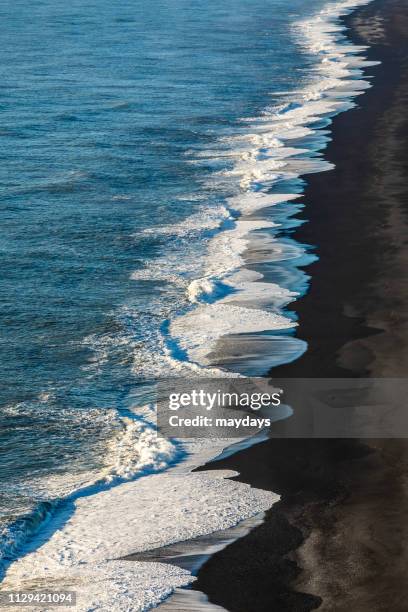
[0,0,374,608]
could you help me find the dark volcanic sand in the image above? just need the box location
[193,1,408,611]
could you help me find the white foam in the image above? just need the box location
[139,205,231,238]
[205,218,276,278]
[3,457,278,612]
[227,192,300,214]
[123,0,378,382]
[164,0,377,372]
[223,269,297,308]
[187,277,221,304]
[3,2,378,611]
[0,402,182,578]
[1,404,177,499]
[101,418,177,482]
[170,303,295,365]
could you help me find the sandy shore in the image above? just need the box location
[192,1,408,610]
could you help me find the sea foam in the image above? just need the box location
[159,0,379,375]
[2,1,378,609]
[2,449,277,611]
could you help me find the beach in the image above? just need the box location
[1,0,407,609]
[193,0,408,610]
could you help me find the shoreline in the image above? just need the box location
[3,1,406,610]
[191,1,408,610]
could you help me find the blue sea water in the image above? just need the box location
[0,0,368,572]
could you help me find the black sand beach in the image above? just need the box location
[193,1,408,610]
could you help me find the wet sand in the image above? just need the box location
[193,1,408,610]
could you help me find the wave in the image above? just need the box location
[3,452,277,612]
[1,0,378,609]
[0,401,178,577]
[127,0,378,379]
